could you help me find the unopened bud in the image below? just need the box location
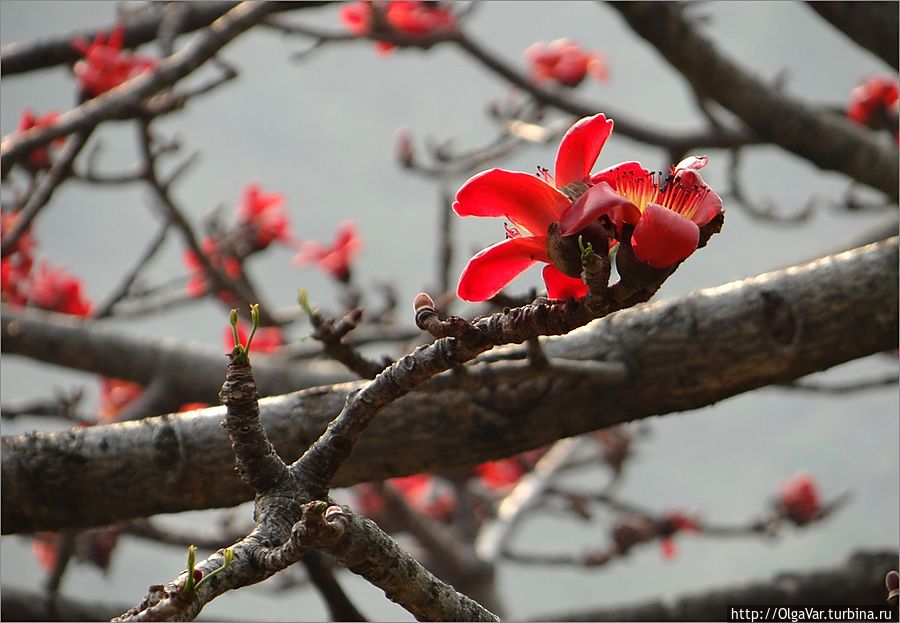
[413,292,435,313]
[395,129,415,168]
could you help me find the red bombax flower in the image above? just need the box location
[237,183,291,249]
[389,474,456,520]
[657,510,700,559]
[847,75,899,141]
[183,236,242,299]
[295,221,361,282]
[340,1,455,54]
[777,472,821,525]
[224,320,284,354]
[28,260,93,316]
[71,25,156,98]
[17,109,66,170]
[453,113,723,302]
[98,378,144,422]
[1,211,36,306]
[524,39,608,88]
[475,458,527,491]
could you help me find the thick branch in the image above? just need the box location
[807,2,899,70]
[0,2,330,76]
[3,239,897,533]
[611,2,899,200]
[1,307,353,407]
[533,549,898,621]
[1,2,278,166]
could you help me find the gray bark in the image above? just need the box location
[2,238,897,534]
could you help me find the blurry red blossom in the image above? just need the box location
[237,183,291,249]
[295,221,361,282]
[657,510,699,559]
[1,211,36,306]
[183,236,242,299]
[178,402,209,412]
[32,527,121,573]
[525,39,608,87]
[225,320,284,354]
[340,1,455,54]
[475,458,527,491]
[98,378,144,422]
[777,472,821,525]
[847,75,899,141]
[17,109,66,170]
[72,25,156,98]
[390,474,456,520]
[28,260,93,316]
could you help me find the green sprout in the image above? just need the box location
[298,288,317,317]
[578,234,594,262]
[182,545,235,596]
[228,304,262,363]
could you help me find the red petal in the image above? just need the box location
[558,182,641,235]
[457,236,548,302]
[589,160,648,187]
[554,114,613,188]
[453,169,569,236]
[676,169,723,226]
[630,203,700,268]
[542,264,587,300]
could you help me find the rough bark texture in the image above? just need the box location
[2,239,897,534]
[807,2,899,70]
[1,307,352,407]
[612,2,899,200]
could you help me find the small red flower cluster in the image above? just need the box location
[847,75,899,142]
[340,1,455,54]
[238,183,292,250]
[71,25,156,98]
[1,211,36,307]
[777,472,821,525]
[2,212,95,316]
[295,221,362,283]
[182,183,294,300]
[17,109,67,171]
[183,236,243,301]
[453,113,723,301]
[97,378,145,423]
[525,39,608,88]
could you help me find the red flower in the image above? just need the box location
[475,458,527,491]
[183,236,242,299]
[71,25,156,98]
[657,510,699,559]
[178,402,209,412]
[237,183,291,249]
[847,75,899,141]
[777,472,821,525]
[560,154,722,269]
[295,221,361,282]
[17,109,66,170]
[453,113,631,301]
[98,378,144,422]
[340,1,455,54]
[389,473,456,520]
[1,211,36,306]
[525,39,608,88]
[224,320,284,354]
[27,260,93,316]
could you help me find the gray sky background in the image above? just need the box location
[1,2,897,620]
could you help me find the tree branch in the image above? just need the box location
[807,2,899,70]
[3,238,897,533]
[532,549,898,621]
[611,2,899,200]
[0,1,331,77]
